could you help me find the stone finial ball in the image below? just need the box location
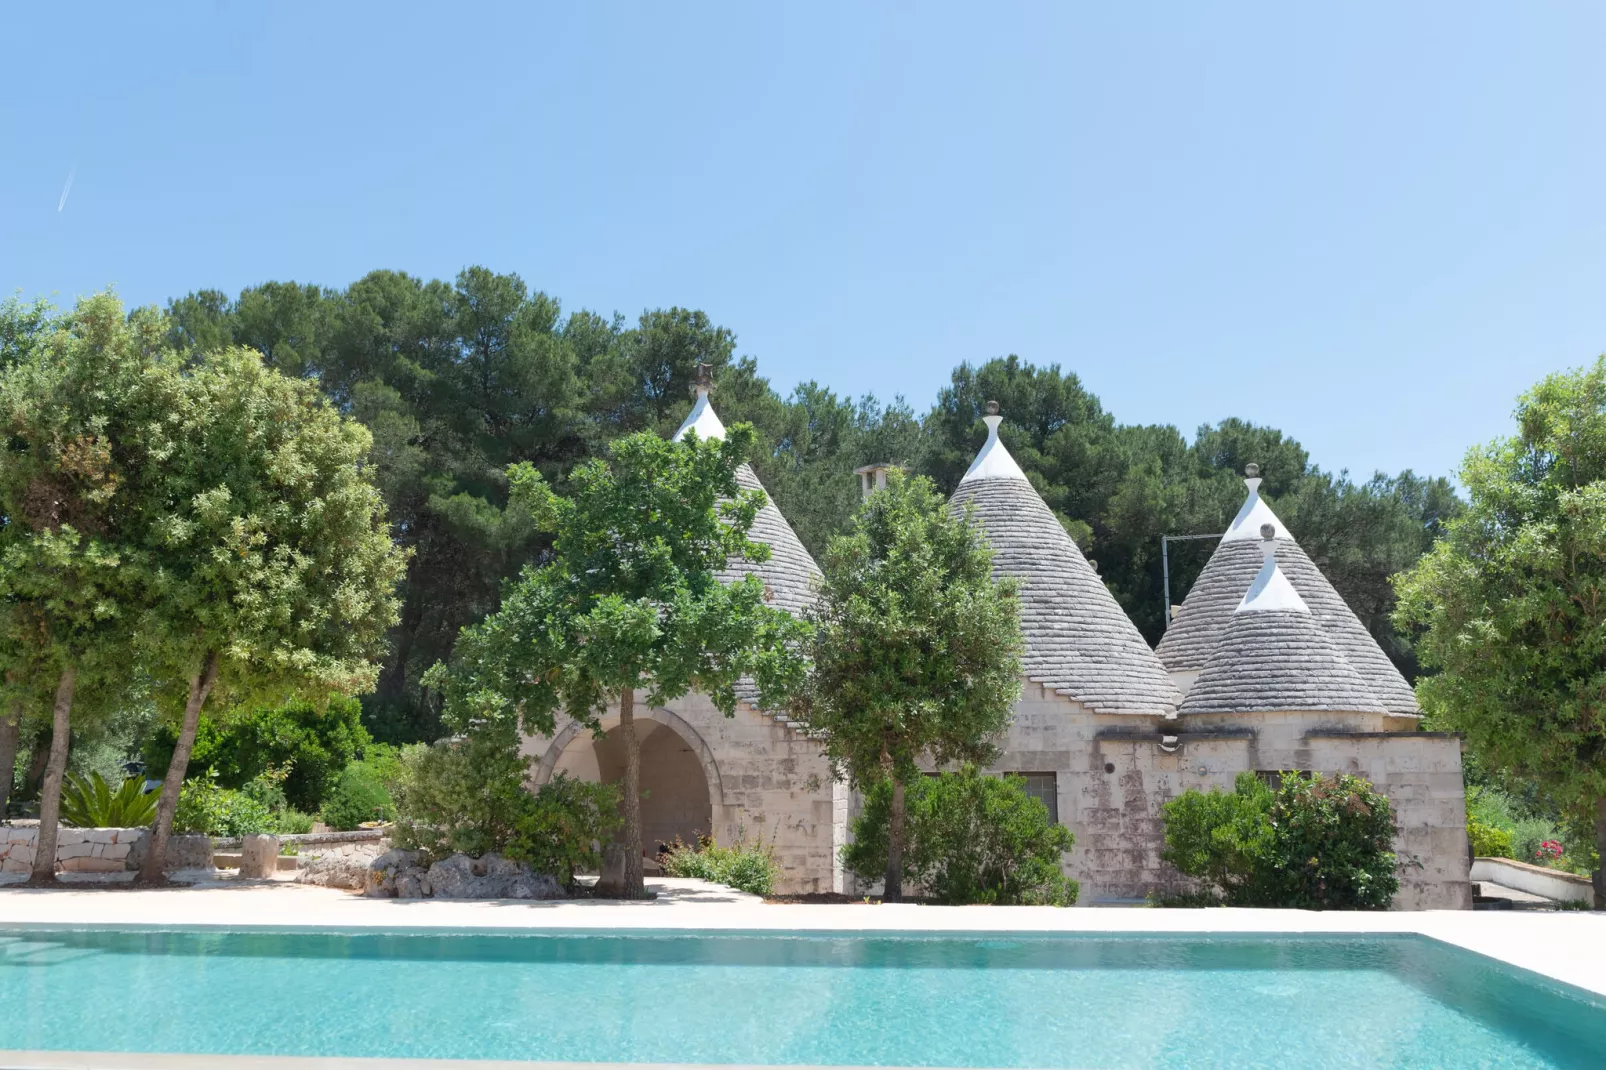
[1260,522,1276,540]
[1245,462,1260,478]
[984,400,1000,416]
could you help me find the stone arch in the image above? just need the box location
[533,706,725,843]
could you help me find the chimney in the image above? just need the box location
[854,462,899,500]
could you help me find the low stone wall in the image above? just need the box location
[0,826,213,874]
[1471,857,1595,904]
[0,826,146,874]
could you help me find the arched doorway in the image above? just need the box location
[536,708,722,863]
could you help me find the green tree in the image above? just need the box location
[134,343,406,879]
[0,294,162,879]
[427,423,809,897]
[1394,358,1606,907]
[792,471,1023,900]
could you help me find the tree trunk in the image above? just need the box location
[30,667,76,882]
[1594,796,1606,911]
[885,775,906,902]
[0,698,20,820]
[22,724,51,799]
[619,687,646,898]
[139,652,220,884]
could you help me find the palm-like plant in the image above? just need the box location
[60,771,158,829]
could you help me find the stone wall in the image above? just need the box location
[526,689,838,895]
[0,826,146,874]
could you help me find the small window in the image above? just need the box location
[1010,772,1059,824]
[1256,770,1312,791]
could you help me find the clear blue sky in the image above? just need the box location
[3,2,1601,482]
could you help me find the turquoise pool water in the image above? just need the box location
[2,928,1603,1068]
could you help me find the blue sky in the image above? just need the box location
[3,2,1601,482]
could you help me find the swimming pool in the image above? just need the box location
[1,928,1602,1067]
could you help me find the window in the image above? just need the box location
[1010,772,1059,824]
[1255,770,1312,791]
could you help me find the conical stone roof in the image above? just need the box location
[675,377,820,710]
[1156,469,1420,717]
[948,407,1181,717]
[1180,527,1386,715]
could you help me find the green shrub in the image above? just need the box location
[143,696,370,813]
[1467,818,1513,859]
[1161,772,1399,910]
[1158,773,1275,903]
[661,832,780,897]
[172,773,274,837]
[272,809,316,835]
[60,771,158,828]
[391,737,535,859]
[508,773,622,887]
[843,767,1078,905]
[319,760,397,831]
[393,739,624,886]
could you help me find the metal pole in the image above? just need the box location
[1161,536,1170,632]
[1158,532,1226,633]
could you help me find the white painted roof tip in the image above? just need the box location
[959,412,1029,484]
[1221,473,1291,542]
[675,386,726,443]
[1237,534,1309,614]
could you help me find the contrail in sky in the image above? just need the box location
[58,166,76,212]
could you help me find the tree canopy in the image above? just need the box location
[427,423,809,896]
[158,270,1458,743]
[793,471,1023,898]
[1394,357,1606,907]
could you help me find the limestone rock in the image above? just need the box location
[425,853,495,898]
[364,847,424,898]
[394,869,427,899]
[239,835,280,879]
[296,842,386,890]
[163,834,215,873]
[509,872,562,900]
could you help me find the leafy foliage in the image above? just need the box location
[143,697,371,813]
[1466,820,1512,859]
[60,771,157,829]
[319,758,397,831]
[1160,772,1400,910]
[794,470,1022,898]
[172,774,275,837]
[659,832,781,897]
[426,422,810,896]
[1394,358,1606,904]
[507,773,622,888]
[843,768,1077,905]
[391,738,620,886]
[159,277,1453,745]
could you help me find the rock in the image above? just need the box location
[593,842,631,896]
[239,835,280,879]
[296,842,386,891]
[509,872,563,900]
[364,847,423,898]
[481,853,522,880]
[425,853,492,898]
[394,867,429,899]
[163,834,215,873]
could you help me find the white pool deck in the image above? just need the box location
[1,878,1604,1070]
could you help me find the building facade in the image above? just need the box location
[522,390,1471,908]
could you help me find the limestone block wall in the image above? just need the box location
[1303,731,1472,910]
[0,826,146,873]
[526,689,837,895]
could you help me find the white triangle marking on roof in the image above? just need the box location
[1237,543,1309,613]
[960,414,1029,483]
[675,387,727,442]
[1222,477,1291,542]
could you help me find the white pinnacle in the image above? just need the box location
[960,408,1029,484]
[675,384,727,442]
[1237,522,1308,613]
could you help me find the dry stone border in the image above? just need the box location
[363,847,563,900]
[0,826,212,874]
